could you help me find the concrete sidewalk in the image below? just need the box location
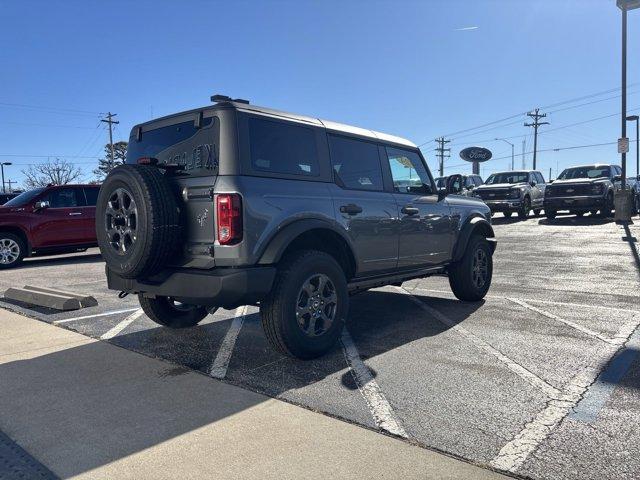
[0,309,509,480]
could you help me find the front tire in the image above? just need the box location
[533,209,542,217]
[600,192,614,218]
[138,294,209,328]
[518,196,531,219]
[503,211,512,218]
[260,250,348,359]
[0,232,26,269]
[448,235,493,302]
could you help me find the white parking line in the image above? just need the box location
[408,287,640,315]
[491,314,640,473]
[208,306,246,379]
[507,298,617,345]
[53,308,140,325]
[100,309,144,340]
[340,329,408,438]
[396,287,563,400]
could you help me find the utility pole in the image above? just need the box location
[524,108,549,170]
[521,140,526,169]
[434,137,451,177]
[6,179,16,193]
[101,112,120,169]
[549,167,552,182]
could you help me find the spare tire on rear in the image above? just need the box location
[96,164,182,279]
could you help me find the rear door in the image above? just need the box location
[31,187,87,247]
[384,146,452,268]
[328,134,399,275]
[532,172,546,208]
[81,186,100,242]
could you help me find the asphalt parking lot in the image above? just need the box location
[1,213,639,480]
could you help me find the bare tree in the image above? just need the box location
[21,158,83,188]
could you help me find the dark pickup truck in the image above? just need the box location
[544,164,621,219]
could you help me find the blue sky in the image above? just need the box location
[1,0,638,188]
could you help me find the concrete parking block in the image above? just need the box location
[3,285,98,311]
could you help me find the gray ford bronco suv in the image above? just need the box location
[96,95,496,359]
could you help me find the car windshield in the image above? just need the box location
[558,166,610,180]
[485,172,528,185]
[3,188,46,207]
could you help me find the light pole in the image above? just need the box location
[615,0,639,221]
[626,115,639,179]
[0,162,12,193]
[495,138,515,170]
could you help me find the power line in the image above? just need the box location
[0,102,103,116]
[0,121,99,130]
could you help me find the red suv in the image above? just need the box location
[0,184,100,269]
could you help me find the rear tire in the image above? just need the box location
[260,250,348,359]
[518,196,530,219]
[448,235,493,302]
[0,232,26,269]
[138,294,209,328]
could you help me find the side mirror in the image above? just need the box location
[446,174,463,195]
[529,181,537,187]
[613,174,622,182]
[34,200,50,211]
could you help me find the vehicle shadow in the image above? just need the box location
[537,215,614,226]
[489,216,524,225]
[0,289,482,477]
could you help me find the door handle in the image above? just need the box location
[340,204,363,215]
[68,212,83,216]
[401,205,420,216]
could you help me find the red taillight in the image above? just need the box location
[216,194,243,245]
[137,157,158,165]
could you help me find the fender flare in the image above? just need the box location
[452,216,496,262]
[257,218,358,266]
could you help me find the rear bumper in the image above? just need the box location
[544,195,605,211]
[106,265,277,309]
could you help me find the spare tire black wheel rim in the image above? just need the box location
[472,248,489,289]
[105,187,138,255]
[295,273,337,337]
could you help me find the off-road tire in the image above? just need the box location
[518,196,531,219]
[448,235,493,302]
[600,192,614,218]
[96,164,182,279]
[260,250,348,359]
[138,294,208,328]
[0,232,26,269]
[546,210,557,220]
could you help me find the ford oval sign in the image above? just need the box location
[459,146,492,163]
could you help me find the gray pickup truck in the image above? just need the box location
[96,95,497,359]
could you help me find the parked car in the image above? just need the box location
[0,192,20,205]
[632,175,640,214]
[472,170,546,218]
[96,95,497,359]
[544,164,621,219]
[0,184,100,269]
[435,174,483,197]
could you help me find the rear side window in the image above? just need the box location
[84,187,99,206]
[248,117,319,177]
[329,135,383,191]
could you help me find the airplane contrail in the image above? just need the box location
[455,26,479,31]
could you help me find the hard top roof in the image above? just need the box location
[133,99,417,149]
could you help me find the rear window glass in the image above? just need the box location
[84,187,99,206]
[329,135,383,191]
[127,116,219,174]
[248,117,319,176]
